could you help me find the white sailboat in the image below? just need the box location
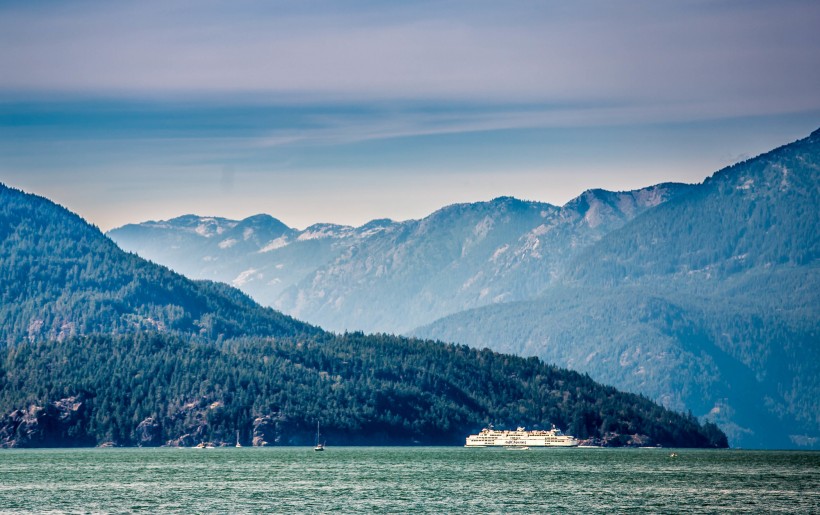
[314,421,325,451]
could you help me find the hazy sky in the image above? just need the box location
[1,0,819,231]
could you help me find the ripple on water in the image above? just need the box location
[0,448,818,513]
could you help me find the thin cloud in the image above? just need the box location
[1,0,818,122]
[249,99,820,149]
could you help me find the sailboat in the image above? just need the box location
[235,430,242,448]
[314,421,325,451]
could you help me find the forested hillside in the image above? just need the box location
[0,331,726,448]
[0,184,317,345]
[416,129,820,449]
[414,284,818,449]
[0,182,726,448]
[567,128,819,286]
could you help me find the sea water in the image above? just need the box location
[0,447,818,513]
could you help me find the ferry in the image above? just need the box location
[465,425,579,448]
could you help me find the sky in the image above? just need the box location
[1,0,819,231]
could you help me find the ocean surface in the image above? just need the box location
[0,447,818,513]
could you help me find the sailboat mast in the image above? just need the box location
[314,420,325,450]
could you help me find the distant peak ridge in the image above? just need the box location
[116,182,695,238]
[107,125,820,331]
[108,174,699,335]
[704,126,820,184]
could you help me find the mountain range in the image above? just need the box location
[109,128,820,449]
[109,185,694,334]
[0,183,725,448]
[415,130,819,449]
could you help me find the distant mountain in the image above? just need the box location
[0,182,725,448]
[414,129,820,449]
[573,139,818,286]
[109,185,692,333]
[110,214,397,310]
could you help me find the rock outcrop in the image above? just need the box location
[133,417,163,447]
[252,413,299,446]
[0,396,92,448]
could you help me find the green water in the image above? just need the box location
[0,447,818,513]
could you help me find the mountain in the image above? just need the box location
[110,214,397,309]
[109,185,692,333]
[0,185,317,345]
[0,183,725,448]
[567,129,819,286]
[414,129,820,449]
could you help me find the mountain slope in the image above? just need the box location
[413,283,818,449]
[414,129,820,449]
[0,182,726,448]
[110,215,396,307]
[567,128,819,286]
[0,184,318,344]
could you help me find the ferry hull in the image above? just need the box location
[464,426,579,448]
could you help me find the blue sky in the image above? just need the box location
[1,0,819,231]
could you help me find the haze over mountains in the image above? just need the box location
[110,128,820,449]
[416,130,819,449]
[0,183,725,449]
[110,184,695,334]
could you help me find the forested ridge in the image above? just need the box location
[414,284,818,449]
[0,183,726,448]
[0,184,317,344]
[415,129,820,449]
[567,128,820,285]
[0,331,726,448]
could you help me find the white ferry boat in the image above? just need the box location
[465,425,579,448]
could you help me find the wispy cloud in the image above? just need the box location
[1,0,819,121]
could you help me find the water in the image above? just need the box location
[0,447,818,513]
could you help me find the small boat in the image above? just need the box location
[235,430,242,448]
[314,421,325,451]
[669,452,679,458]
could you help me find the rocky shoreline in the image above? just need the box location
[0,396,294,449]
[1,396,668,449]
